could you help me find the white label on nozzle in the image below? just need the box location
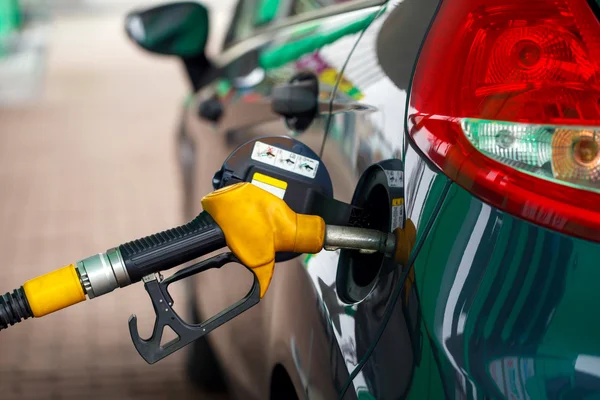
[251,141,319,179]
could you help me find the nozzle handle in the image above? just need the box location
[129,252,260,364]
[119,211,226,283]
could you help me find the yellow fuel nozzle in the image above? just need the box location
[0,182,410,333]
[202,182,326,297]
[201,183,416,297]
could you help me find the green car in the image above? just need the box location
[126,0,600,398]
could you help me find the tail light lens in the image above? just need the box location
[408,0,600,242]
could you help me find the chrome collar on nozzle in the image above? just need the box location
[76,248,131,299]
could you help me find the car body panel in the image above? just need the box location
[209,5,382,120]
[307,1,450,397]
[330,167,450,400]
[181,1,391,398]
[325,0,600,397]
[404,184,600,399]
[180,0,600,397]
[181,0,447,397]
[340,180,600,399]
[179,2,384,217]
[319,0,444,234]
[216,0,384,65]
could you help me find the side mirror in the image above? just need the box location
[125,2,209,58]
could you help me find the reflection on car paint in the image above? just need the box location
[181,0,468,396]
[255,0,280,25]
[299,8,423,397]
[356,387,376,400]
[316,2,456,396]
[296,53,364,100]
[295,52,329,73]
[320,6,405,178]
[488,357,536,400]
[404,147,449,232]
[408,183,600,398]
[344,164,450,400]
[305,250,356,359]
[202,6,382,139]
[258,10,379,70]
[311,263,353,395]
[215,78,233,99]
[290,332,318,398]
[304,248,392,399]
[402,266,423,366]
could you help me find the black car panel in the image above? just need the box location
[318,0,448,397]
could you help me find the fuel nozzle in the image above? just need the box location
[0,182,414,339]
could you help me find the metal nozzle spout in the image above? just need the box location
[323,225,396,256]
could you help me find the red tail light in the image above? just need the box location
[408,0,600,242]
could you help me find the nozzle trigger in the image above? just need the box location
[128,252,260,364]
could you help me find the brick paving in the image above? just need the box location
[0,13,225,399]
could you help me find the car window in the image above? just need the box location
[224,0,265,46]
[224,0,366,47]
[224,0,299,47]
[291,0,350,15]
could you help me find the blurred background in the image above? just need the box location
[0,0,232,398]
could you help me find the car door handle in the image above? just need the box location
[271,72,319,132]
[272,76,318,116]
[271,72,377,132]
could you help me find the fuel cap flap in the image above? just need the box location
[336,159,405,303]
[212,136,365,261]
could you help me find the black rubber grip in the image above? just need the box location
[0,287,33,330]
[120,211,226,283]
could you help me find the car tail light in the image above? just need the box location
[408,0,600,242]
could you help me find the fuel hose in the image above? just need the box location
[0,182,408,333]
[0,210,226,329]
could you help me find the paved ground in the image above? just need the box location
[0,10,227,400]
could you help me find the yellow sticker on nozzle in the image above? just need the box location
[23,264,86,317]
